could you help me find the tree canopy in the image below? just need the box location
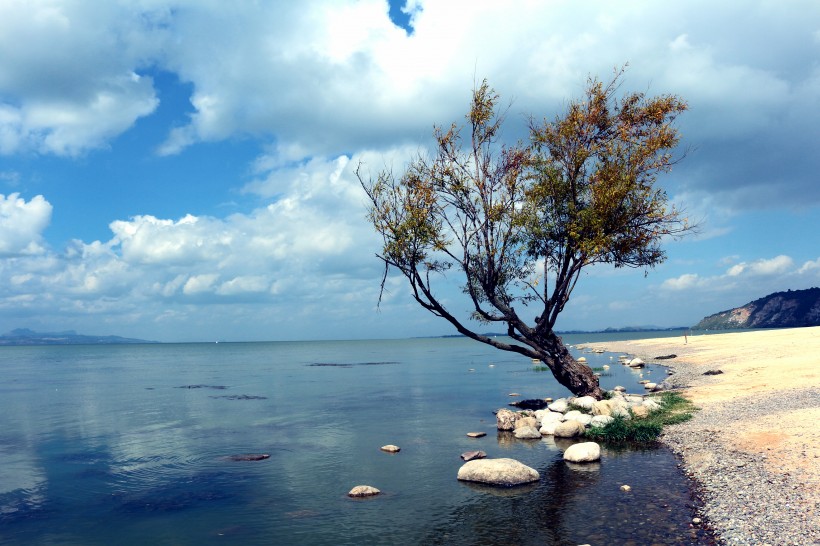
[359,70,692,398]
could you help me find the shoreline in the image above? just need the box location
[599,327,820,545]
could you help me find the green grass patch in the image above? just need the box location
[583,391,697,445]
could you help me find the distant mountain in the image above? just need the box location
[0,328,156,346]
[693,288,820,330]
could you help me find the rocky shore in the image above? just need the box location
[601,328,820,546]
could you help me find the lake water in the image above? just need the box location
[0,334,713,545]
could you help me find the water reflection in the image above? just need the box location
[0,339,712,545]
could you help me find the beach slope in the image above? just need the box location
[604,327,819,545]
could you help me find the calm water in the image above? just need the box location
[0,335,711,545]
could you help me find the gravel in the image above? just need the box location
[654,359,820,546]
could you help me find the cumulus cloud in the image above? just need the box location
[2,0,818,209]
[726,255,794,277]
[0,193,52,256]
[0,153,396,339]
[660,254,817,298]
[0,1,164,155]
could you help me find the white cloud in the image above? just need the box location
[0,1,164,155]
[798,258,820,275]
[0,193,52,256]
[726,255,794,277]
[661,273,702,291]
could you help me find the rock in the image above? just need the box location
[509,398,550,410]
[564,410,585,421]
[539,421,559,435]
[571,395,596,410]
[380,444,400,453]
[655,354,677,360]
[591,400,613,416]
[613,385,626,392]
[457,458,540,486]
[703,369,723,375]
[563,442,601,463]
[514,416,538,430]
[642,399,662,411]
[628,358,645,368]
[631,405,650,419]
[547,398,569,413]
[611,406,631,419]
[643,382,657,390]
[564,411,592,425]
[692,517,702,525]
[466,431,486,438]
[553,420,585,438]
[495,408,518,430]
[461,450,487,461]
[577,356,587,363]
[508,392,520,397]
[514,426,542,439]
[348,485,380,497]
[538,411,564,424]
[620,484,632,492]
[590,415,615,428]
[225,453,270,461]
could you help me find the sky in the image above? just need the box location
[0,0,819,342]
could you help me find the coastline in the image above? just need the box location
[600,327,820,545]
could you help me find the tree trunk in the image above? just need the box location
[542,333,606,399]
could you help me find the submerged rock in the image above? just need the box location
[380,445,400,453]
[460,450,487,461]
[466,431,486,438]
[225,453,270,461]
[508,398,550,410]
[457,458,539,486]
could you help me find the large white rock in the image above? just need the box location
[457,458,540,486]
[553,420,585,438]
[564,410,585,421]
[591,400,613,416]
[628,358,645,368]
[590,415,615,428]
[643,399,662,411]
[495,408,518,430]
[514,416,538,430]
[571,396,596,410]
[514,426,542,439]
[563,442,601,463]
[547,398,569,413]
[540,421,559,435]
[631,405,650,418]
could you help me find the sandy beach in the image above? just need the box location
[601,327,820,545]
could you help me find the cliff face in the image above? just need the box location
[693,287,820,330]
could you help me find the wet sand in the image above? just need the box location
[600,327,820,545]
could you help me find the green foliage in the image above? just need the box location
[584,391,696,444]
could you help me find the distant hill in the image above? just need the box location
[693,288,820,330]
[0,328,156,346]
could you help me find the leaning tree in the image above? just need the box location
[358,71,692,399]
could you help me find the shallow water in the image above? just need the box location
[0,336,711,545]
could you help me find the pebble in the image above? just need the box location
[652,357,820,546]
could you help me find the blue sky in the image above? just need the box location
[1,0,819,342]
